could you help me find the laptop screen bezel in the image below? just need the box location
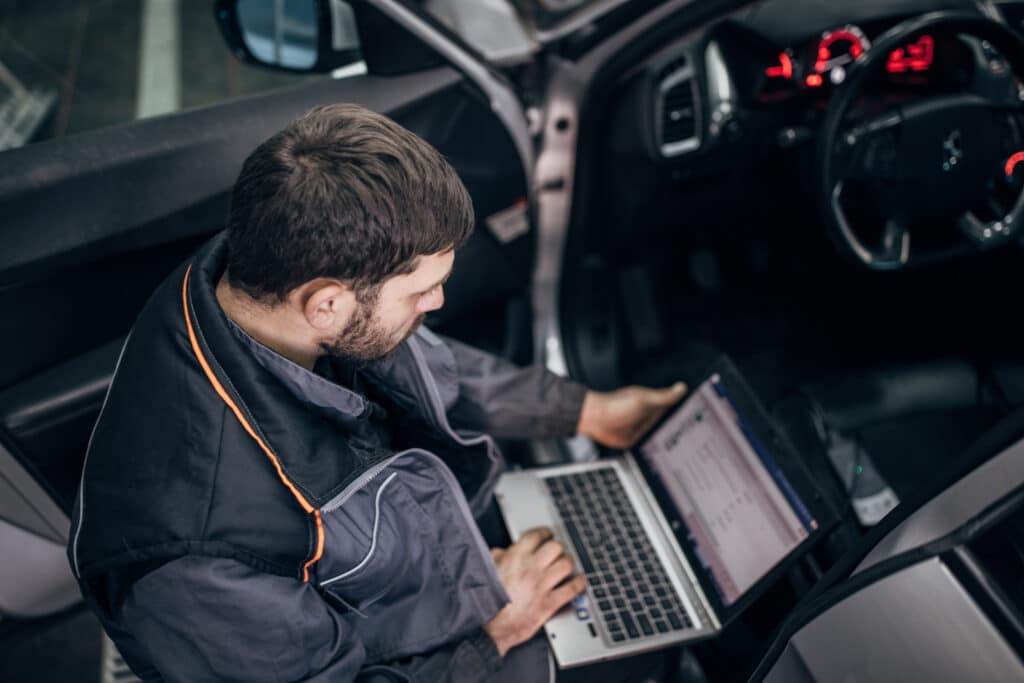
[630,356,837,626]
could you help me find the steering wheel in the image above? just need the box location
[817,11,1024,270]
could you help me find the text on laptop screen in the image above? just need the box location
[639,374,818,606]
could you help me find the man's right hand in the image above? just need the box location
[483,527,587,657]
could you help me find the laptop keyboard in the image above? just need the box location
[545,468,693,643]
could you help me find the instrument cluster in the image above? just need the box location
[758,23,978,102]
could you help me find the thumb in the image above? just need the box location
[650,382,687,406]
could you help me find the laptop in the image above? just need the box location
[495,356,834,668]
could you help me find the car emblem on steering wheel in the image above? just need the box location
[942,129,963,171]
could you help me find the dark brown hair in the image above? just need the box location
[225,103,473,301]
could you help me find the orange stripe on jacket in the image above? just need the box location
[181,265,325,581]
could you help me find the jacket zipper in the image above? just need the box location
[405,334,503,513]
[322,456,400,513]
[404,335,508,598]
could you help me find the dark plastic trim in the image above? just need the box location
[0,68,461,285]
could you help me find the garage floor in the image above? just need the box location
[0,0,316,148]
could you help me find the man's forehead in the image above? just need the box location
[394,249,455,288]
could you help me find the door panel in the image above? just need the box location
[0,338,126,513]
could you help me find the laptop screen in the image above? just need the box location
[637,373,819,606]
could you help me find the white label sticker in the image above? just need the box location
[852,487,901,527]
[485,199,530,244]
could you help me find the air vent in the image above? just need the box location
[657,56,700,157]
[659,55,688,81]
[661,80,697,144]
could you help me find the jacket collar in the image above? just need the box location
[186,233,392,506]
[225,319,369,424]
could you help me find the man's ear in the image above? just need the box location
[289,279,355,331]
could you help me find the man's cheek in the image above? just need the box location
[399,314,425,342]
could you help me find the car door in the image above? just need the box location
[0,0,535,629]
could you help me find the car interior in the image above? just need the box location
[560,0,1024,673]
[571,0,1024,521]
[2,0,1024,680]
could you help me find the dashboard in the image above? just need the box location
[606,7,1019,163]
[595,1,1024,270]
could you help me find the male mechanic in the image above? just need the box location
[69,104,684,682]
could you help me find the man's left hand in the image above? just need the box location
[576,382,687,449]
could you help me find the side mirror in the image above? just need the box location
[215,0,362,72]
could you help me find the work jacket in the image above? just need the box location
[69,234,587,681]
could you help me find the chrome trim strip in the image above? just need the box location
[659,63,695,92]
[369,0,533,181]
[531,0,698,377]
[529,0,632,44]
[658,63,702,157]
[532,57,585,376]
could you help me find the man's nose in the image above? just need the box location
[419,287,444,313]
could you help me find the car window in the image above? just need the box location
[0,1,362,153]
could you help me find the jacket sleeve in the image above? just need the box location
[117,555,504,683]
[441,335,588,440]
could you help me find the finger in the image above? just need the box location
[540,555,576,591]
[533,538,565,566]
[649,382,687,406]
[544,574,587,612]
[516,527,554,552]
[490,548,505,563]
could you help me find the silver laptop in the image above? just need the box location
[495,360,830,668]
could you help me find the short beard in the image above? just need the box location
[320,284,423,364]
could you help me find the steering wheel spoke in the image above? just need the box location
[879,218,911,266]
[835,110,905,183]
[843,109,904,146]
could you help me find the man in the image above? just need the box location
[69,104,685,681]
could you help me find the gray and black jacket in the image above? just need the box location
[68,235,587,681]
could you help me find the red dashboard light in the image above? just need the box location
[887,35,934,73]
[765,52,793,79]
[805,74,824,87]
[814,46,828,73]
[1005,151,1024,177]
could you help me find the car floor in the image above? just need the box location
[589,223,1024,672]
[628,267,1024,493]
[618,233,1024,401]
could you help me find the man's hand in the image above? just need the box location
[484,528,586,657]
[577,382,687,449]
